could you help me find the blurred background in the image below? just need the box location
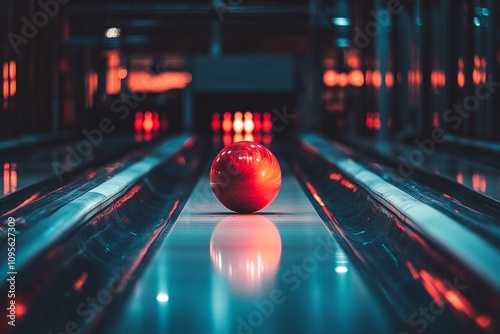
[1,0,499,142]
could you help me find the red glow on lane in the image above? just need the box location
[233,132,243,143]
[372,71,382,88]
[127,71,192,92]
[347,53,360,68]
[440,71,446,86]
[365,70,372,86]
[304,181,316,195]
[481,58,487,69]
[385,72,394,88]
[263,133,272,145]
[2,61,16,101]
[373,113,381,130]
[442,193,461,203]
[349,70,364,87]
[474,56,480,68]
[223,133,232,146]
[456,172,463,184]
[73,271,89,292]
[419,270,445,307]
[106,51,121,95]
[253,133,261,144]
[405,261,419,280]
[211,112,221,131]
[323,70,337,87]
[340,179,357,192]
[176,155,186,166]
[408,70,422,86]
[476,315,492,329]
[233,111,243,133]
[134,112,143,132]
[167,200,180,219]
[3,163,9,195]
[3,163,17,195]
[329,172,342,181]
[143,111,153,132]
[312,193,325,206]
[472,173,487,192]
[338,73,348,87]
[302,143,318,154]
[184,137,196,148]
[222,112,232,132]
[15,303,26,318]
[2,62,7,81]
[444,290,472,315]
[11,163,17,193]
[152,112,160,132]
[418,269,475,319]
[9,81,16,96]
[243,111,254,133]
[117,68,128,79]
[433,112,440,128]
[305,181,325,207]
[209,215,282,295]
[253,112,261,132]
[262,112,272,132]
[2,193,40,216]
[473,69,481,85]
[115,184,143,209]
[366,112,373,129]
[86,71,98,108]
[2,79,8,100]
[244,133,254,142]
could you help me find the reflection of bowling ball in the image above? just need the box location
[210,141,281,213]
[210,215,282,295]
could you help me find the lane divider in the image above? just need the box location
[301,133,500,293]
[1,134,194,282]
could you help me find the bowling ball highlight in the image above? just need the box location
[210,141,281,213]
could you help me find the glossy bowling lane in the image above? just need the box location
[98,162,397,334]
[357,140,500,202]
[0,138,498,334]
[0,135,139,198]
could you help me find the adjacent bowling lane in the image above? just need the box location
[365,141,500,202]
[99,159,397,334]
[0,135,139,199]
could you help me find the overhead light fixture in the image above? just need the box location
[156,293,169,303]
[105,27,121,38]
[332,17,351,26]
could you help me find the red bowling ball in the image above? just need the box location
[210,141,281,213]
